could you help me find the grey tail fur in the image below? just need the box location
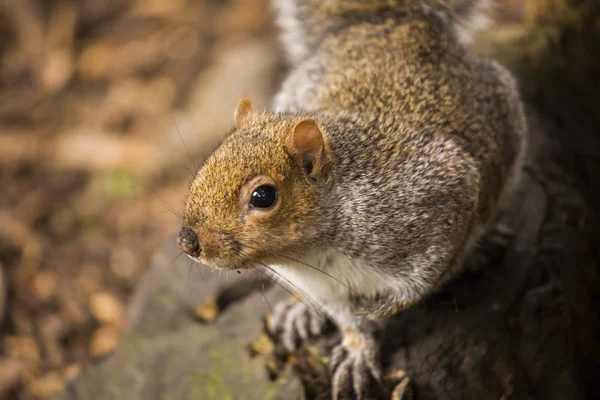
[272,0,491,64]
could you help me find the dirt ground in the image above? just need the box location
[0,1,524,399]
[0,1,283,398]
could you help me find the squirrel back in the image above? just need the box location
[273,0,491,64]
[273,0,526,227]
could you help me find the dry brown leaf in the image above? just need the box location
[63,363,81,383]
[39,315,66,368]
[76,264,104,296]
[3,336,40,368]
[41,49,73,93]
[10,308,35,337]
[33,271,58,302]
[58,296,89,328]
[77,42,112,79]
[89,292,124,326]
[51,130,163,173]
[0,358,25,396]
[110,247,139,282]
[40,1,77,93]
[193,296,219,323]
[90,325,121,359]
[0,212,43,288]
[0,130,43,164]
[29,371,65,399]
[248,332,274,357]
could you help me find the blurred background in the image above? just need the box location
[0,0,547,398]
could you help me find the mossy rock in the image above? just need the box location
[53,240,302,400]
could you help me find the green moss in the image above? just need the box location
[179,371,234,400]
[103,169,140,200]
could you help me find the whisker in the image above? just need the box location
[260,278,274,315]
[252,266,324,319]
[164,251,185,270]
[184,166,196,179]
[234,246,324,317]
[272,251,349,289]
[256,261,328,320]
[151,210,170,219]
[246,270,274,315]
[186,259,193,293]
[218,237,332,319]
[233,241,349,289]
[172,114,198,173]
[155,197,183,220]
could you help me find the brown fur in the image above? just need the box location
[180,1,527,396]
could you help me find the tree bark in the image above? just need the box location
[282,1,600,398]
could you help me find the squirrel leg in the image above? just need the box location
[267,295,333,352]
[329,317,383,400]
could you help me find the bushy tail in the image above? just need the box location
[428,0,492,43]
[272,0,491,63]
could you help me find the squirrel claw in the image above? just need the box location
[330,339,382,400]
[268,298,332,352]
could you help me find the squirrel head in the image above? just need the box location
[178,96,332,270]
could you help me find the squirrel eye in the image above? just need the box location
[249,185,278,209]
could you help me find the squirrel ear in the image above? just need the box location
[233,96,253,127]
[289,119,325,178]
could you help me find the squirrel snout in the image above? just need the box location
[177,227,201,257]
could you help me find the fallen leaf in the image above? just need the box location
[248,332,274,357]
[89,292,124,326]
[33,271,58,302]
[90,325,121,359]
[0,358,25,396]
[193,296,219,323]
[29,371,65,399]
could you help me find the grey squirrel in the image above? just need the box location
[177,0,527,398]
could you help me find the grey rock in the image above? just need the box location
[54,240,302,400]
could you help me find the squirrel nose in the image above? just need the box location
[177,227,201,257]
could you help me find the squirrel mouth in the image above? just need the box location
[184,254,255,271]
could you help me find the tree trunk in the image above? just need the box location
[284,1,600,398]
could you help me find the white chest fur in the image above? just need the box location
[265,249,403,306]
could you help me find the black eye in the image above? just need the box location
[249,185,278,209]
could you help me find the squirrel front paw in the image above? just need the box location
[330,332,383,400]
[266,297,333,352]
